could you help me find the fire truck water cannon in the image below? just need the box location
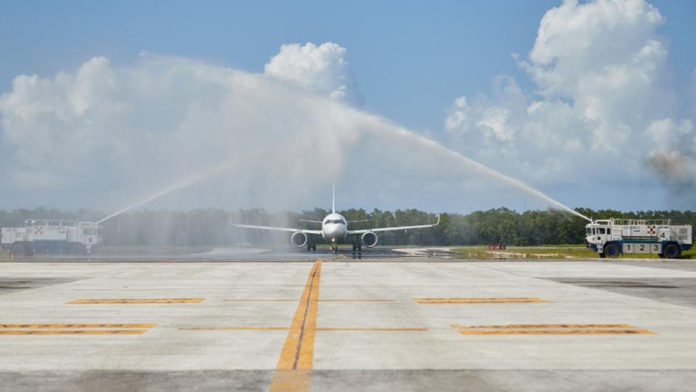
[1,220,103,256]
[585,218,692,259]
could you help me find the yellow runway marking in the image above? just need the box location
[452,323,633,329]
[0,323,157,329]
[316,327,427,332]
[224,298,393,302]
[415,297,548,304]
[224,299,297,302]
[0,329,148,335]
[179,326,426,332]
[68,298,203,304]
[180,326,289,331]
[319,299,394,302]
[452,323,655,335]
[269,259,322,392]
[0,323,157,336]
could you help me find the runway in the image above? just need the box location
[1,252,696,391]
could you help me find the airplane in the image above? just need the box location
[233,185,440,253]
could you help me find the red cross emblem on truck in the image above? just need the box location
[647,226,656,235]
[34,226,44,235]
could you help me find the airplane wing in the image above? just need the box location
[233,223,322,235]
[347,214,440,235]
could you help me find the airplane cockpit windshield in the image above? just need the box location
[324,219,346,225]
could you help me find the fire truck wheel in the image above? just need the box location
[663,243,681,259]
[604,243,620,258]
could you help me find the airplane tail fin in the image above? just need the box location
[332,184,336,213]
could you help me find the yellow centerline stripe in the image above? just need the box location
[0,323,157,329]
[0,329,148,335]
[67,298,203,304]
[415,297,548,304]
[269,259,322,392]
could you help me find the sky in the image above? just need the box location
[0,0,695,215]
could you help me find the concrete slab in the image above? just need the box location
[0,257,695,391]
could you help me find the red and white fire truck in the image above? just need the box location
[1,220,102,256]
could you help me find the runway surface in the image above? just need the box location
[1,250,696,391]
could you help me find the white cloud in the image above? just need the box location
[0,49,368,209]
[1,44,564,213]
[444,0,696,205]
[264,42,363,106]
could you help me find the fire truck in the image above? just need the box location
[1,220,102,256]
[585,218,692,258]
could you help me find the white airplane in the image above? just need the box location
[234,186,440,253]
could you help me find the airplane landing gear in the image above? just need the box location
[352,239,362,259]
[306,241,316,252]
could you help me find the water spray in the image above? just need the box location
[371,118,592,222]
[95,152,258,224]
[95,112,590,225]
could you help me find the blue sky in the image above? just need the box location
[6,0,692,130]
[1,0,695,213]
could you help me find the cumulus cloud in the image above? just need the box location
[264,42,363,106]
[1,43,561,213]
[444,0,696,205]
[0,49,366,209]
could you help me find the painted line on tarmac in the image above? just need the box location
[0,323,157,336]
[318,299,395,302]
[223,298,394,302]
[179,326,426,332]
[0,329,149,335]
[180,326,289,331]
[224,299,297,302]
[67,298,203,304]
[0,323,157,329]
[269,259,322,392]
[316,327,427,332]
[414,297,549,304]
[452,323,655,335]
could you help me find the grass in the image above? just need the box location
[452,245,696,260]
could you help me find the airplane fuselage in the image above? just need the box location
[321,213,348,243]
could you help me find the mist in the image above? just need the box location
[0,48,578,216]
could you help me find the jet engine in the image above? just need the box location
[290,232,308,248]
[361,232,378,248]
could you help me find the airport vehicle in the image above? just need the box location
[585,218,692,258]
[1,220,102,256]
[234,186,439,253]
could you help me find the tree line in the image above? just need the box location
[1,207,695,247]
